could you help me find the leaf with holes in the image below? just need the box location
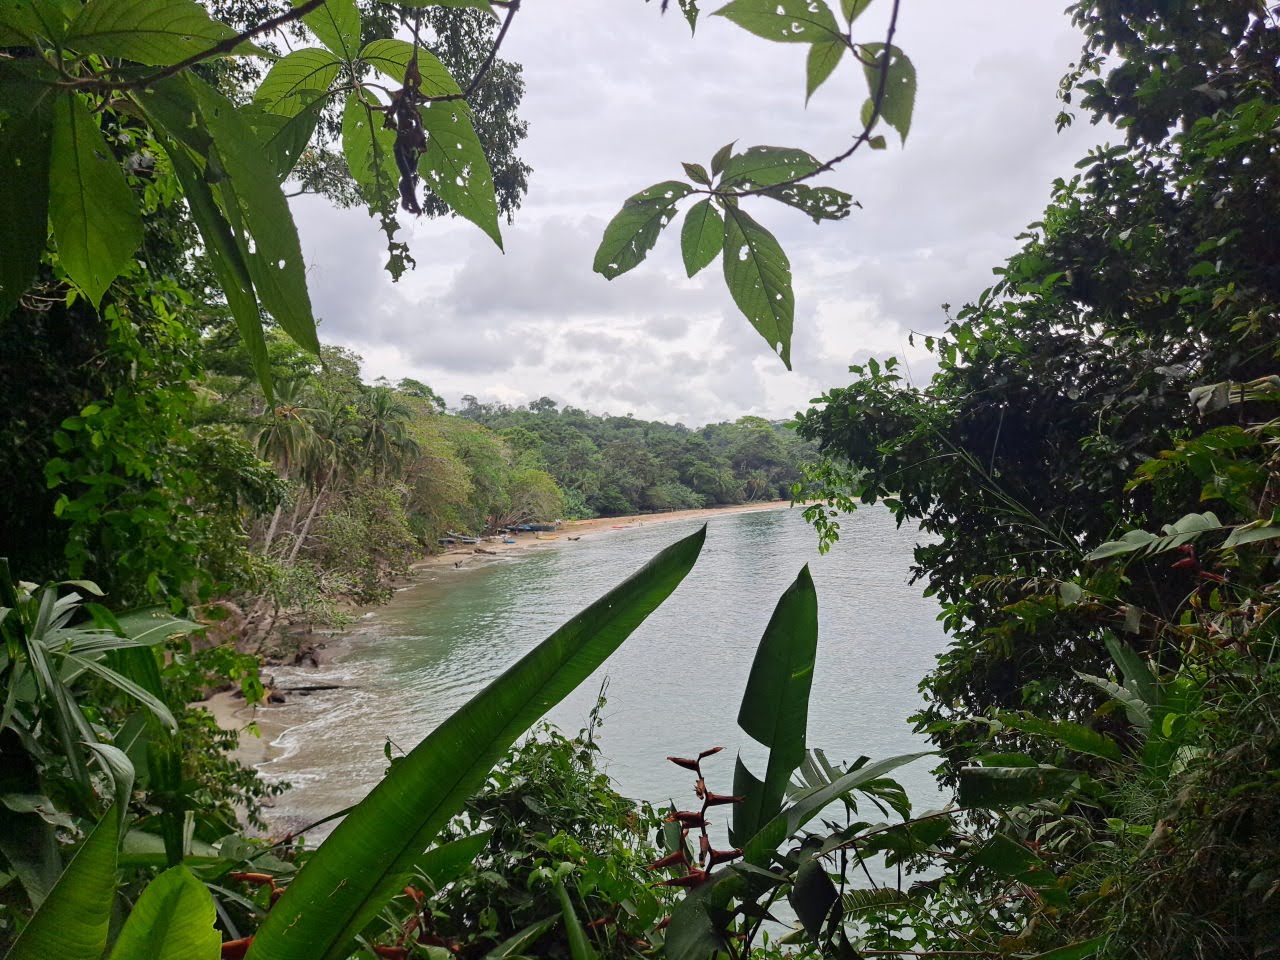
[719,145,820,189]
[360,38,461,96]
[593,181,692,279]
[254,47,343,116]
[680,199,723,278]
[713,0,841,44]
[418,101,502,248]
[860,43,915,143]
[300,0,360,60]
[342,89,397,206]
[763,182,854,222]
[66,0,265,66]
[248,92,331,182]
[48,92,143,307]
[722,206,793,368]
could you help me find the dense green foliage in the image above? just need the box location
[4,0,1276,957]
[786,0,1280,956]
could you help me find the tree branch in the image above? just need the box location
[423,0,521,104]
[716,0,902,199]
[59,0,329,92]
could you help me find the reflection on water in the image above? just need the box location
[255,506,949,834]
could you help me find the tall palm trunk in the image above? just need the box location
[261,502,284,552]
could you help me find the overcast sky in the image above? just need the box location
[290,0,1112,426]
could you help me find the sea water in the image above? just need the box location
[251,505,950,836]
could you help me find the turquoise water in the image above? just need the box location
[256,506,950,833]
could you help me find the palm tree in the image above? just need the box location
[359,386,420,478]
[253,378,329,552]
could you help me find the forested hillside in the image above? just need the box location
[457,396,814,517]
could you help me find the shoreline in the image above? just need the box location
[406,498,794,573]
[198,499,794,774]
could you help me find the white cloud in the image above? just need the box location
[291,0,1114,424]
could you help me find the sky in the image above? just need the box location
[291,0,1113,427]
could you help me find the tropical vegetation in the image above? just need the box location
[2,0,1277,957]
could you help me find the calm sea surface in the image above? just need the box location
[254,506,950,834]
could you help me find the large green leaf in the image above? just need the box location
[483,916,559,960]
[0,87,52,318]
[253,48,343,116]
[719,145,819,189]
[0,0,73,45]
[416,831,491,888]
[164,145,271,392]
[790,858,838,939]
[1025,938,1106,960]
[418,101,503,248]
[48,92,143,307]
[188,77,320,354]
[731,566,818,845]
[555,880,598,960]
[742,751,931,864]
[957,765,1079,810]
[299,0,360,60]
[721,205,793,368]
[67,0,258,67]
[995,712,1123,763]
[5,805,120,960]
[680,198,723,278]
[360,38,460,96]
[593,181,692,280]
[107,865,220,960]
[806,39,844,102]
[245,526,706,960]
[762,182,854,223]
[341,89,397,205]
[712,0,841,43]
[860,43,916,144]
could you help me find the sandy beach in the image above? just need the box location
[198,499,794,770]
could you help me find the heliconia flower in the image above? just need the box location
[646,848,689,871]
[221,939,253,960]
[704,792,745,806]
[699,834,711,858]
[667,756,701,771]
[695,778,706,799]
[698,746,725,759]
[666,810,708,827]
[706,847,743,867]
[372,948,408,960]
[656,868,709,887]
[655,917,672,931]
[1172,556,1198,570]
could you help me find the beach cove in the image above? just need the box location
[203,502,948,839]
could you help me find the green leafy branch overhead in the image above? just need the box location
[1,0,515,396]
[601,0,915,369]
[2,0,914,400]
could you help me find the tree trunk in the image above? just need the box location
[287,471,332,564]
[261,502,284,552]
